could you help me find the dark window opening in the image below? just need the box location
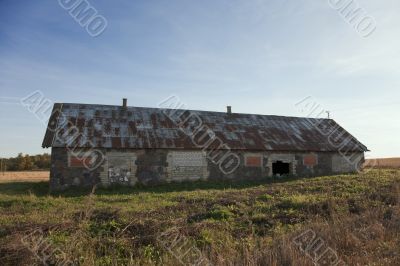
[272,161,290,176]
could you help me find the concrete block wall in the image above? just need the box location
[166,151,208,182]
[331,153,363,173]
[100,151,138,186]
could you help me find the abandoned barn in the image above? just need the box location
[42,100,368,191]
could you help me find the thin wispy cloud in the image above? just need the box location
[0,0,399,157]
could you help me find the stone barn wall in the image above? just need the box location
[49,147,364,191]
[50,148,102,191]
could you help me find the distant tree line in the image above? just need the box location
[1,153,50,171]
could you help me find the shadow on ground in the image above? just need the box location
[0,176,312,197]
[0,181,50,196]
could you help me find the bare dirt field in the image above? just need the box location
[365,157,400,168]
[0,171,49,182]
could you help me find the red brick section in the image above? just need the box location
[246,156,262,167]
[69,156,92,167]
[303,154,317,167]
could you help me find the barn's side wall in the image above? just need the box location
[49,148,364,191]
[50,148,102,191]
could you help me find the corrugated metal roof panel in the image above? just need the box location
[42,103,368,152]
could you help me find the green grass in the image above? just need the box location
[0,169,399,265]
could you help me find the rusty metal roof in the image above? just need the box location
[42,103,368,152]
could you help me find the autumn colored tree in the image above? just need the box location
[4,153,51,171]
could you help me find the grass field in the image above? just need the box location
[0,170,399,265]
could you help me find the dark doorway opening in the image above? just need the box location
[272,161,290,176]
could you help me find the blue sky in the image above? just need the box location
[0,0,399,158]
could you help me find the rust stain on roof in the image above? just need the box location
[42,103,368,152]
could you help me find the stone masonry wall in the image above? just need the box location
[49,147,364,191]
[50,148,102,191]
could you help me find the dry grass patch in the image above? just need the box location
[365,158,400,169]
[0,171,49,183]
